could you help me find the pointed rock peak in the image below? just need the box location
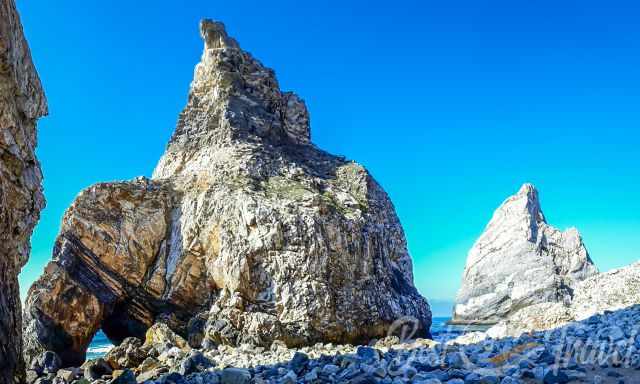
[497,182,546,225]
[517,182,537,197]
[154,20,312,179]
[199,19,239,50]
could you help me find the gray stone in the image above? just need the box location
[304,370,318,381]
[158,373,186,384]
[56,368,79,382]
[178,351,212,375]
[322,364,340,375]
[373,366,387,378]
[220,368,251,384]
[105,338,146,370]
[111,370,136,384]
[402,366,417,378]
[445,352,466,369]
[543,370,570,384]
[281,371,297,384]
[289,352,308,373]
[84,359,113,380]
[357,346,379,361]
[603,327,625,342]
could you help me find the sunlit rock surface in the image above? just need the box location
[452,183,597,324]
[23,20,431,367]
[463,262,640,340]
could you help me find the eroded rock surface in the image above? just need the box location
[0,0,47,381]
[484,261,640,339]
[23,20,430,367]
[452,183,597,324]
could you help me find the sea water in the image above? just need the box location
[85,317,484,360]
[86,330,114,360]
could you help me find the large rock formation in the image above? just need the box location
[23,20,431,367]
[0,0,47,382]
[451,183,597,324]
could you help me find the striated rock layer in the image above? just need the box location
[452,184,597,324]
[0,0,47,382]
[24,20,431,367]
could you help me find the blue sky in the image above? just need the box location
[17,0,640,315]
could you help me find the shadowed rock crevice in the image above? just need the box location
[23,19,431,367]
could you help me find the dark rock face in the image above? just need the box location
[0,0,47,382]
[23,20,431,367]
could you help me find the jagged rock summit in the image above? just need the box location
[23,20,431,367]
[451,183,597,324]
[0,0,47,382]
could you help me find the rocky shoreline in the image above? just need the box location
[25,304,640,384]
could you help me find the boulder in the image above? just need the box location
[452,184,597,324]
[30,351,62,375]
[104,337,146,370]
[56,368,80,382]
[83,358,113,381]
[221,368,251,384]
[177,351,212,376]
[110,370,136,384]
[143,323,189,354]
[0,0,47,382]
[23,19,430,367]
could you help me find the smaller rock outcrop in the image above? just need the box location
[452,183,597,324]
[0,0,47,382]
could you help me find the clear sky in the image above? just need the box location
[16,0,640,315]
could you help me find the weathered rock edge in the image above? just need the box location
[482,261,640,340]
[0,0,47,382]
[23,20,431,367]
